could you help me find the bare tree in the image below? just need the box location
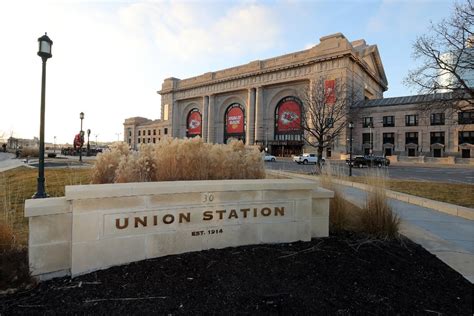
[300,77,353,167]
[405,0,473,110]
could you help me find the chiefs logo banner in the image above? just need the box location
[226,106,244,134]
[187,110,202,136]
[277,99,301,132]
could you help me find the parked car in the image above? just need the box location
[293,153,325,165]
[346,155,390,168]
[263,153,276,162]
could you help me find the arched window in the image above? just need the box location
[274,96,303,141]
[186,108,202,138]
[224,103,245,144]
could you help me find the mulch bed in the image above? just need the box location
[0,231,472,314]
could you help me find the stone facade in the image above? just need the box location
[151,33,388,158]
[353,96,474,158]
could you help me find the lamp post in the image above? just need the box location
[87,129,91,156]
[349,121,353,177]
[369,124,373,155]
[33,33,53,199]
[53,136,56,153]
[79,112,84,162]
[94,134,98,149]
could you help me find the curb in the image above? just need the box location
[266,170,474,221]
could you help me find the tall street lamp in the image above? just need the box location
[53,136,56,153]
[33,33,53,199]
[349,121,354,177]
[87,129,91,156]
[79,112,84,162]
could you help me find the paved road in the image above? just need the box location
[265,159,474,185]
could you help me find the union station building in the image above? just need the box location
[124,33,474,160]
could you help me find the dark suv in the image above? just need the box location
[346,155,390,168]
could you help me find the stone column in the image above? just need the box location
[208,95,215,143]
[246,88,256,145]
[202,96,209,142]
[172,101,180,138]
[254,87,263,143]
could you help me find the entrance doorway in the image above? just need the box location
[364,148,370,155]
[433,148,442,157]
[408,148,416,157]
[462,149,471,158]
[384,148,392,156]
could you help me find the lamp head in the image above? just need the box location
[37,33,53,59]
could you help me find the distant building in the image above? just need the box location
[7,136,39,149]
[123,117,170,150]
[438,36,474,92]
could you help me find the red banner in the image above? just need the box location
[187,110,202,135]
[73,133,84,149]
[277,100,301,132]
[325,80,336,105]
[226,106,244,134]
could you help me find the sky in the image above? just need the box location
[0,0,456,144]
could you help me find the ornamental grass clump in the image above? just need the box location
[320,163,358,232]
[360,170,400,239]
[91,138,265,184]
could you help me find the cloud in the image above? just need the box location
[0,1,283,144]
[119,2,281,61]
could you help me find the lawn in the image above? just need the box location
[0,167,91,245]
[351,177,474,208]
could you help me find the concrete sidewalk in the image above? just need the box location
[267,170,474,283]
[339,185,474,283]
[0,153,25,173]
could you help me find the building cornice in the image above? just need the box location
[158,50,387,97]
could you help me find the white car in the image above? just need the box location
[292,153,325,165]
[263,153,276,162]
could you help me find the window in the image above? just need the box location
[128,139,131,145]
[148,138,151,143]
[459,131,474,144]
[164,128,168,135]
[431,113,445,125]
[138,130,141,136]
[430,132,445,145]
[383,116,394,127]
[405,132,418,145]
[128,131,132,137]
[405,115,418,126]
[153,129,156,135]
[363,117,373,128]
[159,130,161,135]
[325,118,334,128]
[153,138,156,143]
[383,133,394,144]
[148,130,151,136]
[138,138,140,143]
[458,112,474,124]
[362,133,372,144]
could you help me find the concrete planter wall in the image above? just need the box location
[25,179,333,280]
